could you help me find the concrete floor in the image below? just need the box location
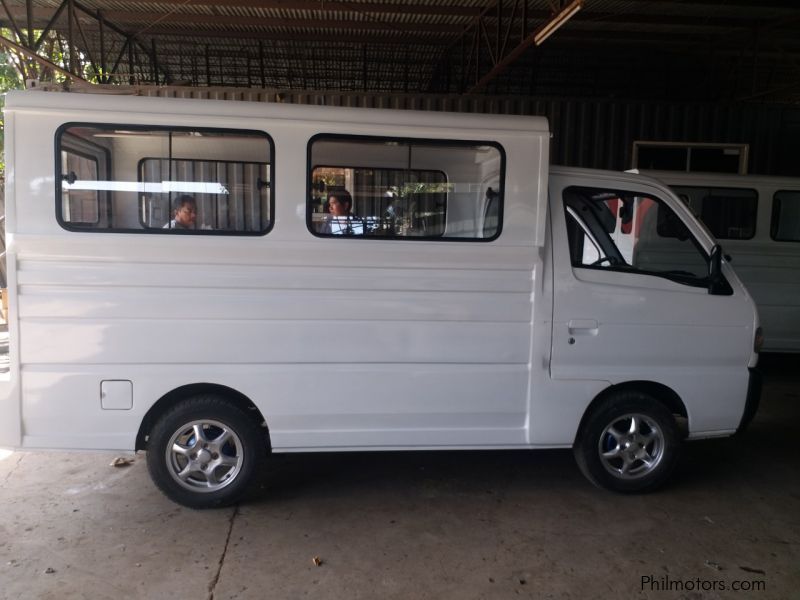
[0,357,798,600]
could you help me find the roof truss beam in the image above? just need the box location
[447,0,585,94]
[0,29,90,84]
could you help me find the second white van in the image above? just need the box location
[641,170,800,353]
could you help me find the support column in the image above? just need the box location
[151,38,158,85]
[67,0,75,74]
[258,40,266,88]
[98,10,107,83]
[128,36,134,84]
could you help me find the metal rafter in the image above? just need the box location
[33,0,67,51]
[429,0,585,94]
[0,29,90,83]
[0,0,26,44]
[5,0,174,85]
[0,0,798,101]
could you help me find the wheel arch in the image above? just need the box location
[574,380,688,445]
[136,383,271,451]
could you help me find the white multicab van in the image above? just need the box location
[0,90,761,508]
[640,170,800,354]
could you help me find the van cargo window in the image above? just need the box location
[670,186,757,240]
[563,186,709,288]
[771,191,800,242]
[308,135,504,241]
[56,124,274,235]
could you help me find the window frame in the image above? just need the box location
[770,190,800,243]
[55,122,275,236]
[59,144,106,225]
[306,133,506,242]
[565,205,602,266]
[563,185,714,290]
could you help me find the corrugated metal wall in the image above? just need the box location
[124,86,799,177]
[545,101,794,176]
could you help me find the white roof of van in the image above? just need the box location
[4,89,550,135]
[638,169,800,186]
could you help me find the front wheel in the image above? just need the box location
[146,395,265,508]
[574,392,681,493]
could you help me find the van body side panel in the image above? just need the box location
[6,93,548,452]
[16,249,535,450]
[0,253,22,448]
[0,110,22,449]
[715,242,800,353]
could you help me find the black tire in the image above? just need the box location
[146,395,265,509]
[573,391,681,493]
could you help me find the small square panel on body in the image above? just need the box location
[101,380,133,410]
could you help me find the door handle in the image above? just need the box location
[568,319,599,335]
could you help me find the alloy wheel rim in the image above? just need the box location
[598,413,665,479]
[165,419,244,493]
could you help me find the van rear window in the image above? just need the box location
[670,186,757,240]
[56,124,274,235]
[771,191,800,242]
[307,135,504,241]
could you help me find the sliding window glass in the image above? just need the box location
[59,133,110,227]
[56,124,273,235]
[308,135,504,240]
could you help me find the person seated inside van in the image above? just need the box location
[319,189,364,235]
[164,195,197,230]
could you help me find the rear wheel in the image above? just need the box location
[146,395,265,508]
[574,391,680,493]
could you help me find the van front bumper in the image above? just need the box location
[737,367,762,433]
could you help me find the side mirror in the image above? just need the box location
[708,244,730,295]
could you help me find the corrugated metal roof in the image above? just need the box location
[1,0,798,102]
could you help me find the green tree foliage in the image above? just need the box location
[1,38,27,174]
[0,26,80,176]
